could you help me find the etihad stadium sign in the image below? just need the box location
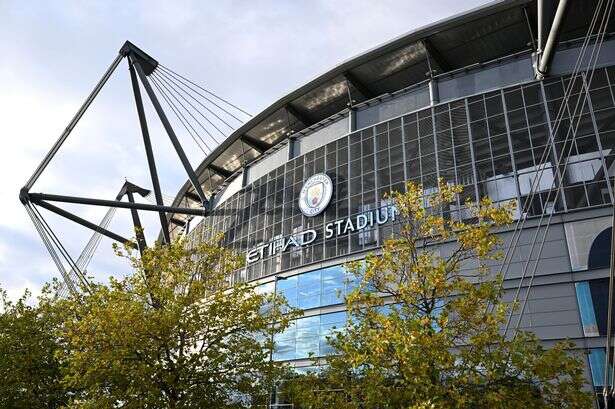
[246,173,397,264]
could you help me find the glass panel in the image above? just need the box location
[297,271,321,309]
[589,348,608,388]
[277,275,298,309]
[321,266,345,306]
[575,281,600,337]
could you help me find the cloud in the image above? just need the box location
[0,0,491,300]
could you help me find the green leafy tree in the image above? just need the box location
[57,237,297,409]
[0,285,69,408]
[287,181,591,408]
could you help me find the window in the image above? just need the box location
[575,282,600,337]
[273,265,355,311]
[574,278,615,336]
[192,68,615,282]
[564,217,612,270]
[273,311,346,361]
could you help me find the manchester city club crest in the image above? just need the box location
[299,173,333,217]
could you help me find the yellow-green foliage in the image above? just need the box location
[55,237,298,408]
[287,180,591,409]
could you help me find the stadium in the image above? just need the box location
[18,0,615,407]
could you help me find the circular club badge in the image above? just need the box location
[299,173,333,217]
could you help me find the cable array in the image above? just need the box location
[487,0,614,342]
[497,0,615,341]
[148,64,252,157]
[58,207,117,298]
[26,202,92,297]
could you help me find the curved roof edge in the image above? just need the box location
[170,0,557,233]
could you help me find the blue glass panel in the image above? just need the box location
[575,281,600,337]
[255,281,275,314]
[296,315,320,338]
[322,266,345,306]
[296,336,320,359]
[319,312,346,356]
[319,335,336,356]
[296,315,321,358]
[273,321,297,361]
[277,275,298,309]
[272,265,360,312]
[589,348,607,387]
[298,271,321,309]
[273,337,296,361]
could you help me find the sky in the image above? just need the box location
[0,0,491,301]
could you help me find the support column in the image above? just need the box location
[126,190,147,256]
[429,78,439,106]
[128,58,171,243]
[132,58,209,207]
[348,107,357,133]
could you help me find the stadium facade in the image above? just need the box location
[164,1,615,405]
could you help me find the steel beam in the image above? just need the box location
[117,181,151,254]
[240,134,271,153]
[128,58,171,243]
[537,0,569,78]
[286,103,312,126]
[208,164,232,178]
[343,71,374,99]
[132,58,209,207]
[23,53,124,192]
[422,39,451,73]
[120,41,158,75]
[126,191,147,255]
[36,200,136,248]
[537,0,545,53]
[184,191,202,203]
[171,218,187,227]
[28,192,207,216]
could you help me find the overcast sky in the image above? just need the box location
[0,0,491,300]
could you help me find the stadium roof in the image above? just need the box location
[169,0,615,233]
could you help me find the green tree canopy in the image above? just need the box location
[0,236,298,409]
[0,285,69,409]
[56,237,298,408]
[287,181,592,409]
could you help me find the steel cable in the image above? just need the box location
[487,0,607,321]
[505,0,614,339]
[155,68,236,136]
[29,203,90,290]
[158,63,252,119]
[150,74,210,155]
[25,203,77,296]
[153,70,227,143]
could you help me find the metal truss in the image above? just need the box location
[20,41,211,251]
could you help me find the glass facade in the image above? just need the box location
[273,311,346,361]
[575,278,615,337]
[575,281,600,337]
[186,67,615,283]
[276,265,357,310]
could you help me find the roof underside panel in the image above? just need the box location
[169,0,615,235]
[429,7,530,68]
[290,75,351,123]
[212,138,245,172]
[557,0,615,42]
[245,107,291,144]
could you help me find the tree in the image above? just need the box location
[0,285,69,409]
[57,236,297,409]
[287,181,592,408]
